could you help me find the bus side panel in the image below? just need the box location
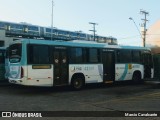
[115,64,143,81]
[69,64,103,84]
[27,65,53,86]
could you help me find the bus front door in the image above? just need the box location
[102,51,115,84]
[53,48,68,86]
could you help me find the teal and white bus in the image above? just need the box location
[8,39,154,89]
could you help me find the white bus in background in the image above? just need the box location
[8,39,154,90]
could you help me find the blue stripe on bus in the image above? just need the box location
[119,64,128,80]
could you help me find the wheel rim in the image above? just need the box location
[73,79,82,89]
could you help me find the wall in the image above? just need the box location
[0,30,14,47]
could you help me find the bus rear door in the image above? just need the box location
[142,52,153,78]
[102,50,115,83]
[53,47,68,86]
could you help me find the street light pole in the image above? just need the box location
[51,0,54,41]
[129,17,142,38]
[89,22,98,41]
[129,17,143,44]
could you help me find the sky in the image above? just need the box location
[0,0,160,46]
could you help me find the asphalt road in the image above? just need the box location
[0,81,160,120]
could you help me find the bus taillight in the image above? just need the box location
[21,67,24,78]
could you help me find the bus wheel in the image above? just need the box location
[71,77,84,90]
[132,72,141,83]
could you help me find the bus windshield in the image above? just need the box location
[9,44,22,63]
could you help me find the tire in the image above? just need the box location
[71,77,84,90]
[132,72,141,83]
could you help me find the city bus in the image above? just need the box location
[0,47,6,81]
[8,39,154,89]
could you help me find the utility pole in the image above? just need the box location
[140,9,149,47]
[89,22,98,41]
[51,0,54,41]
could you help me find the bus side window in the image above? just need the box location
[116,50,132,63]
[89,48,99,63]
[83,48,88,63]
[28,45,50,64]
[69,47,83,64]
[132,50,141,63]
[116,50,120,63]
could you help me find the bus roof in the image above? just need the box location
[12,39,150,50]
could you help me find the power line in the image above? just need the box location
[119,33,160,41]
[146,34,160,36]
[118,35,141,40]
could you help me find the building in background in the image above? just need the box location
[0,29,14,47]
[0,21,117,47]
